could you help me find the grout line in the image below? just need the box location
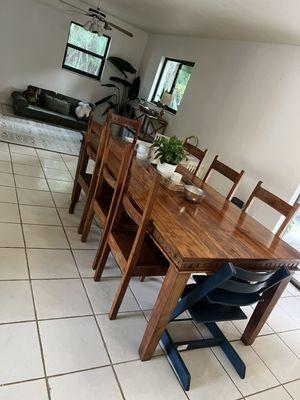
[8,144,52,400]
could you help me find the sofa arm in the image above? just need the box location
[11,91,29,111]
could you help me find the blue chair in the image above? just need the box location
[162,262,290,390]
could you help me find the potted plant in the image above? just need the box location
[151,136,187,178]
[95,56,140,117]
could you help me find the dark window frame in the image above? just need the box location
[151,57,195,114]
[62,21,111,80]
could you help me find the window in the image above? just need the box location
[151,58,194,114]
[62,21,110,80]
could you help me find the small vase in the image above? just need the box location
[157,162,177,178]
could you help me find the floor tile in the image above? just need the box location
[0,379,48,400]
[0,150,11,162]
[214,341,279,396]
[74,249,121,278]
[9,144,37,156]
[43,168,73,182]
[23,224,69,248]
[13,163,44,178]
[0,203,20,223]
[277,297,300,326]
[0,322,44,384]
[0,142,9,152]
[65,226,101,249]
[61,154,78,163]
[0,248,28,279]
[233,306,274,336]
[37,149,62,160]
[0,172,14,187]
[252,334,300,383]
[285,380,300,400]
[0,281,35,323]
[0,160,12,173]
[267,303,300,332]
[14,175,48,191]
[0,223,24,247]
[17,188,54,207]
[197,320,242,341]
[115,356,187,400]
[166,318,203,343]
[32,279,92,319]
[84,278,140,314]
[20,205,61,225]
[47,179,73,193]
[181,348,241,400]
[28,249,78,278]
[49,367,123,400]
[129,277,163,310]
[40,158,67,170]
[0,185,17,203]
[39,316,109,375]
[245,386,292,399]
[11,153,40,166]
[279,330,300,358]
[98,312,162,363]
[58,208,84,227]
[52,192,84,209]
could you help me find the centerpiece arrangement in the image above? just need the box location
[151,135,187,178]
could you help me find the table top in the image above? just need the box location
[130,159,300,272]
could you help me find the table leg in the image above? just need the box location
[139,264,190,361]
[242,275,291,345]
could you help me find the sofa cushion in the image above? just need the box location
[45,95,71,115]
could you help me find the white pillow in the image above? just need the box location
[75,102,92,119]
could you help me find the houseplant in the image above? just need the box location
[95,56,140,116]
[151,135,187,178]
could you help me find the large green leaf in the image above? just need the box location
[128,76,140,100]
[110,77,132,87]
[108,56,137,77]
[102,103,118,116]
[95,94,115,106]
[101,83,119,88]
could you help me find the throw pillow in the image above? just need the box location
[23,85,41,105]
[45,95,71,115]
[75,102,92,119]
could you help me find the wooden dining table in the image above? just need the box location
[129,159,300,361]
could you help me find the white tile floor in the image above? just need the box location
[0,141,300,400]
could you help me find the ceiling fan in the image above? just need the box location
[59,0,134,37]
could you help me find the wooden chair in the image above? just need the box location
[203,155,244,200]
[78,112,141,234]
[93,159,169,320]
[163,262,290,390]
[69,113,105,216]
[244,181,299,237]
[177,140,207,178]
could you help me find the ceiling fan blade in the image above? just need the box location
[107,21,134,37]
[59,0,87,13]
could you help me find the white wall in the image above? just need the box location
[0,0,148,108]
[139,35,300,230]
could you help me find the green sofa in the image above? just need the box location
[11,86,95,131]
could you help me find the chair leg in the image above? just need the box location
[206,322,246,379]
[78,191,93,234]
[140,276,146,282]
[93,241,110,278]
[109,274,131,320]
[81,203,95,242]
[162,330,191,391]
[69,183,81,214]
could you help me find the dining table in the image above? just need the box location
[129,159,300,361]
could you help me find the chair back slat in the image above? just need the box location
[122,193,143,226]
[182,141,207,176]
[244,181,299,236]
[203,155,244,200]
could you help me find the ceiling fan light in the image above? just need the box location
[83,20,92,31]
[90,21,99,33]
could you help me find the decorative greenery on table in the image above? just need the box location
[96,56,140,116]
[151,136,187,165]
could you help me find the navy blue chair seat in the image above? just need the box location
[162,262,290,391]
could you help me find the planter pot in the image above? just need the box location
[157,162,177,178]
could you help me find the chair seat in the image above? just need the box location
[188,300,247,323]
[109,230,169,275]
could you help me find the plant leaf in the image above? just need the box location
[128,76,140,100]
[95,95,115,106]
[101,83,119,88]
[108,56,137,77]
[101,103,117,116]
[110,77,132,87]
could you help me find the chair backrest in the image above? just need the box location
[244,181,299,237]
[203,155,245,200]
[172,262,290,319]
[113,159,161,269]
[182,140,207,176]
[85,112,104,161]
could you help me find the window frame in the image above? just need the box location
[62,21,111,80]
[151,57,195,114]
